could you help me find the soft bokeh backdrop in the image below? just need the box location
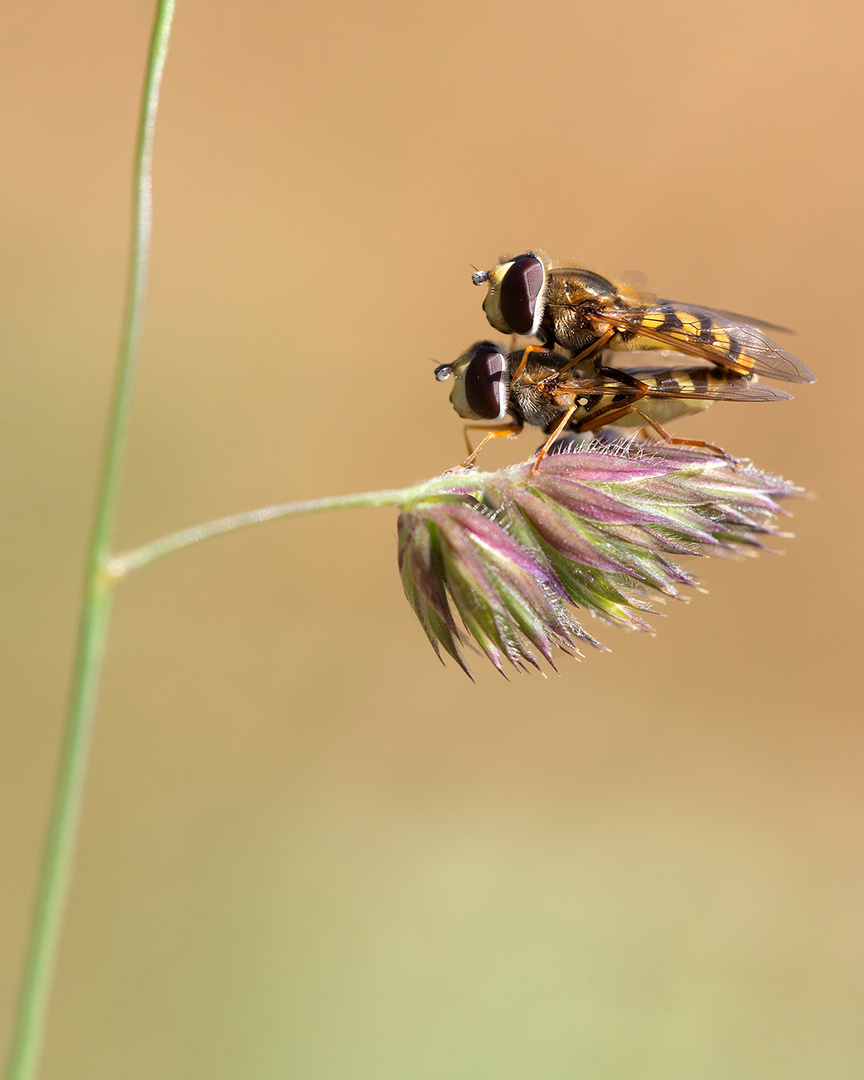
[2,1,862,1077]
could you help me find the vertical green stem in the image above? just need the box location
[4,3,176,1078]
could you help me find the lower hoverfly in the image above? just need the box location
[434,341,794,465]
[472,252,817,385]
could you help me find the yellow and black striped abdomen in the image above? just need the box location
[613,304,751,372]
[641,365,739,396]
[567,372,713,431]
[603,301,815,384]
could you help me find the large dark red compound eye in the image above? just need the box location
[498,253,545,334]
[464,343,507,420]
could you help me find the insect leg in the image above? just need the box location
[627,409,737,464]
[591,364,650,391]
[576,399,647,432]
[555,328,616,374]
[530,405,578,472]
[460,419,524,468]
[510,344,548,385]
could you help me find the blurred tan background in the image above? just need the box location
[1,0,862,1076]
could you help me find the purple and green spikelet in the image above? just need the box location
[397,439,802,676]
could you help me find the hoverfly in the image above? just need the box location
[472,252,816,384]
[434,341,794,465]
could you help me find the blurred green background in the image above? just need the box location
[2,0,862,1076]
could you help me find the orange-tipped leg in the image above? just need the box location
[630,409,738,465]
[509,344,548,386]
[531,405,578,473]
[460,420,523,468]
[555,328,616,375]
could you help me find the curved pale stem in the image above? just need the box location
[107,471,499,579]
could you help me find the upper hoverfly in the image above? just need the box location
[472,252,816,384]
[434,341,794,465]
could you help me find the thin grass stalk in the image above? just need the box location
[3,3,177,1077]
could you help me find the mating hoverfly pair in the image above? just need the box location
[435,252,816,464]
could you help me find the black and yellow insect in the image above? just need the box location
[434,342,794,465]
[472,252,816,385]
